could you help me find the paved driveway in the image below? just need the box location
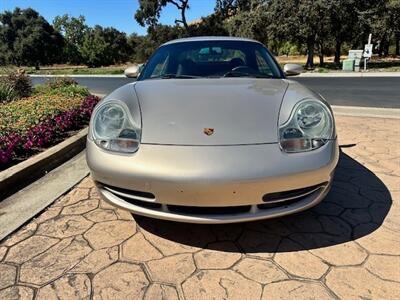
[0,116,399,299]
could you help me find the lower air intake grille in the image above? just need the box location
[262,182,328,203]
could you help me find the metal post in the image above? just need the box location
[364,58,367,71]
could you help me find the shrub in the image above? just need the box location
[55,84,89,97]
[1,69,32,98]
[45,77,78,89]
[34,79,89,98]
[0,81,17,103]
[0,94,86,134]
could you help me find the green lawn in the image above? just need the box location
[0,66,126,75]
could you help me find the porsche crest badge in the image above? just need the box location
[203,128,214,136]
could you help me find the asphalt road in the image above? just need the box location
[293,77,400,108]
[31,76,400,108]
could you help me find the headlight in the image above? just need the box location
[279,99,333,153]
[92,101,140,153]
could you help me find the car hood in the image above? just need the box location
[134,78,288,145]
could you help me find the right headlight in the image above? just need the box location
[92,101,141,153]
[279,99,334,153]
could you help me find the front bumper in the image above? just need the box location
[87,139,339,223]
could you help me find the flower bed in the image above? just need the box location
[0,95,100,170]
[0,94,87,134]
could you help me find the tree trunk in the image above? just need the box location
[378,36,386,57]
[384,41,390,56]
[181,0,189,31]
[306,38,315,69]
[319,42,324,67]
[378,42,383,57]
[172,0,189,32]
[334,40,341,65]
[396,34,399,56]
[35,62,40,70]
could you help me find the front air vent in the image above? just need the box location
[262,182,328,203]
[100,182,156,203]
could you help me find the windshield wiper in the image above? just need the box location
[223,71,273,78]
[156,74,200,79]
[253,74,274,78]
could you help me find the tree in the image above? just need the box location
[80,27,107,67]
[396,31,400,56]
[266,0,333,68]
[148,24,183,43]
[263,0,298,54]
[53,14,88,64]
[128,34,150,62]
[328,0,360,65]
[223,4,269,44]
[188,13,229,37]
[127,24,185,62]
[81,26,129,67]
[295,0,332,68]
[369,0,400,56]
[0,8,64,69]
[215,0,252,17]
[135,0,190,31]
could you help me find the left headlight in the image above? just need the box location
[279,99,334,153]
[92,101,140,153]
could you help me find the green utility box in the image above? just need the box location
[342,59,355,71]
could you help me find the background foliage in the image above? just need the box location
[0,8,64,69]
[0,1,399,69]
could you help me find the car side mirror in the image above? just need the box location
[283,64,303,76]
[124,65,140,78]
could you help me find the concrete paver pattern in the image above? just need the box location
[0,115,399,299]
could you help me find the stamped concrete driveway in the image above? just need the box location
[0,115,399,300]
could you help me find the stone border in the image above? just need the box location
[0,128,88,201]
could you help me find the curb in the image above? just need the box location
[332,105,400,119]
[299,72,400,77]
[0,128,88,201]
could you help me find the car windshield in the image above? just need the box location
[138,40,283,80]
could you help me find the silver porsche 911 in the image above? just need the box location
[86,37,339,224]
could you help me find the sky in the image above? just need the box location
[0,0,216,35]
